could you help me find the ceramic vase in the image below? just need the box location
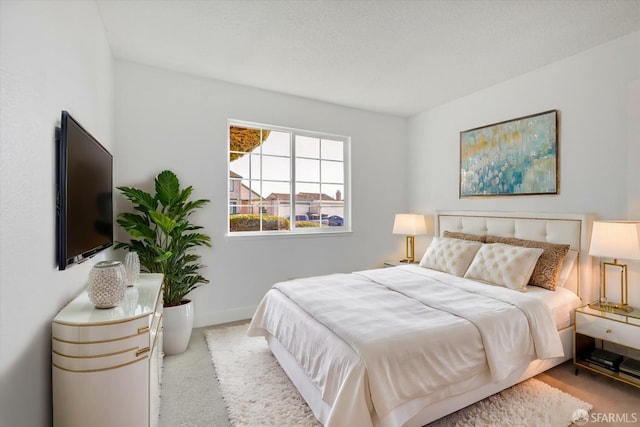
[124,251,140,287]
[163,300,194,355]
[87,261,127,309]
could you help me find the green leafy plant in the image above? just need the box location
[115,170,212,306]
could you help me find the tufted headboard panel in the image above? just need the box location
[436,211,594,302]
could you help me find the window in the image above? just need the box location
[228,120,350,234]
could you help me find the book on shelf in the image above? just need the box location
[620,358,640,377]
[587,360,618,373]
[619,371,640,383]
[588,349,622,370]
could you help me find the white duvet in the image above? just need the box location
[248,266,564,427]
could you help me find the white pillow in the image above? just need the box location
[464,243,544,291]
[419,237,483,277]
[557,249,578,287]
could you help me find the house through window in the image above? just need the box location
[228,120,350,234]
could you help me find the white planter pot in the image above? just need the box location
[163,300,194,355]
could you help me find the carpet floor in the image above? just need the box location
[204,324,592,427]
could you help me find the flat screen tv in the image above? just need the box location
[56,111,113,270]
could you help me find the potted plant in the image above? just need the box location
[115,170,211,355]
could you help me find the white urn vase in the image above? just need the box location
[87,261,127,309]
[163,300,194,355]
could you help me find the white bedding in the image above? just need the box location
[522,282,583,329]
[248,264,570,427]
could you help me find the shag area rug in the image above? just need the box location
[205,324,591,427]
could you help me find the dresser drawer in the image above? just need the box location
[576,312,640,349]
[52,330,149,357]
[52,346,149,372]
[52,315,149,343]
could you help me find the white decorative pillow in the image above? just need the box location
[419,237,483,277]
[464,243,544,291]
[557,250,578,287]
[484,235,570,290]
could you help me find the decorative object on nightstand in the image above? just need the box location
[573,305,640,389]
[87,260,127,309]
[392,213,427,263]
[588,221,640,312]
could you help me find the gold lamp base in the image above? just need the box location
[402,235,416,263]
[597,259,633,312]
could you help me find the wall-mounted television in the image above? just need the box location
[56,111,113,270]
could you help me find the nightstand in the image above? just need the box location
[574,305,640,388]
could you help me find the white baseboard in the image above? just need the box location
[194,305,256,328]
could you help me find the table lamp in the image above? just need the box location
[588,221,640,312]
[393,213,427,263]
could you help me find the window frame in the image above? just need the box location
[227,119,351,236]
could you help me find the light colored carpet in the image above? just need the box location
[205,324,592,427]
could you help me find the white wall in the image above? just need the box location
[407,32,640,306]
[0,2,114,426]
[114,61,408,327]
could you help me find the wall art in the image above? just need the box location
[460,110,558,197]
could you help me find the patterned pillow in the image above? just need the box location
[442,231,486,242]
[485,235,570,290]
[419,237,483,277]
[464,243,544,292]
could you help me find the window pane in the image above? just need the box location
[296,182,320,195]
[241,179,262,202]
[262,155,290,181]
[261,131,290,156]
[231,204,253,215]
[323,208,344,226]
[296,158,320,182]
[250,154,261,181]
[262,182,291,222]
[296,135,320,158]
[321,160,343,184]
[230,154,250,178]
[229,178,240,195]
[262,181,290,199]
[322,184,344,201]
[322,139,343,161]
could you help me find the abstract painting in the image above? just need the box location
[459,110,558,197]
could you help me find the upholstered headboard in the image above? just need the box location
[436,211,594,302]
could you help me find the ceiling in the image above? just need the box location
[96,0,640,117]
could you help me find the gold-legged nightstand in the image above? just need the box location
[574,304,640,388]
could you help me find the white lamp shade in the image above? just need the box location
[589,221,640,261]
[393,214,427,236]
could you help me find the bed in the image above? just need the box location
[248,211,594,427]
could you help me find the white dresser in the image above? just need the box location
[52,273,164,427]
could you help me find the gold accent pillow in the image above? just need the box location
[442,231,486,242]
[485,235,570,291]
